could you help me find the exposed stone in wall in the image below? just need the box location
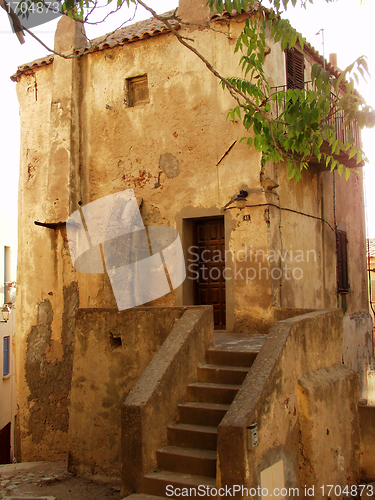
[141,202,169,226]
[159,153,180,178]
[25,282,78,449]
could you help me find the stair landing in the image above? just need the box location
[213,332,267,352]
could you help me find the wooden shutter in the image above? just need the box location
[286,48,304,89]
[337,230,349,292]
[3,336,9,376]
[128,75,149,106]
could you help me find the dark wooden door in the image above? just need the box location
[194,217,226,329]
[0,422,11,464]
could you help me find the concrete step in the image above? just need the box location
[197,364,251,385]
[206,348,258,367]
[128,335,264,499]
[157,446,216,477]
[140,471,216,499]
[178,402,230,426]
[167,423,217,450]
[187,382,241,404]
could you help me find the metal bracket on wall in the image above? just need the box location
[34,221,66,229]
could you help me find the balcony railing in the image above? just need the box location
[270,82,361,150]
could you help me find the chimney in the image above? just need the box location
[329,53,337,68]
[46,16,86,222]
[178,0,210,25]
[54,15,86,53]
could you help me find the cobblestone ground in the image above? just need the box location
[1,462,375,500]
[0,462,122,500]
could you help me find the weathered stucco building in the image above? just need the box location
[11,0,375,496]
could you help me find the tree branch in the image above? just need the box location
[0,0,24,43]
[135,0,272,123]
[22,26,79,58]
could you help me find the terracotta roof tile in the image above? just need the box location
[83,11,179,52]
[11,12,179,81]
[11,54,54,81]
[10,6,338,82]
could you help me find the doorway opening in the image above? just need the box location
[184,216,226,329]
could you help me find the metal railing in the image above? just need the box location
[270,82,361,149]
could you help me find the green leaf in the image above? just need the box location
[233,0,241,12]
[280,34,289,52]
[211,5,374,184]
[215,0,223,14]
[289,31,297,49]
[224,0,232,12]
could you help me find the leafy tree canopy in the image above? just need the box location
[206,0,375,179]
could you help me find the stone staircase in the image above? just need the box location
[125,333,266,500]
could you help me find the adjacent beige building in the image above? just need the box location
[0,206,17,464]
[10,0,373,492]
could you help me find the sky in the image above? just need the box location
[0,0,374,234]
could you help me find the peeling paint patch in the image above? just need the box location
[159,153,179,178]
[122,169,152,189]
[25,282,79,444]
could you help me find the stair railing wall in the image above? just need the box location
[121,306,214,497]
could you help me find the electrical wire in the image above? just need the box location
[224,202,335,231]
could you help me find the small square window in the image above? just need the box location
[126,75,149,107]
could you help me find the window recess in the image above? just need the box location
[126,75,149,107]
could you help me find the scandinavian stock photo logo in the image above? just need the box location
[186,245,316,284]
[66,189,186,310]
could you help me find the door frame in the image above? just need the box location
[192,216,226,329]
[175,208,235,332]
